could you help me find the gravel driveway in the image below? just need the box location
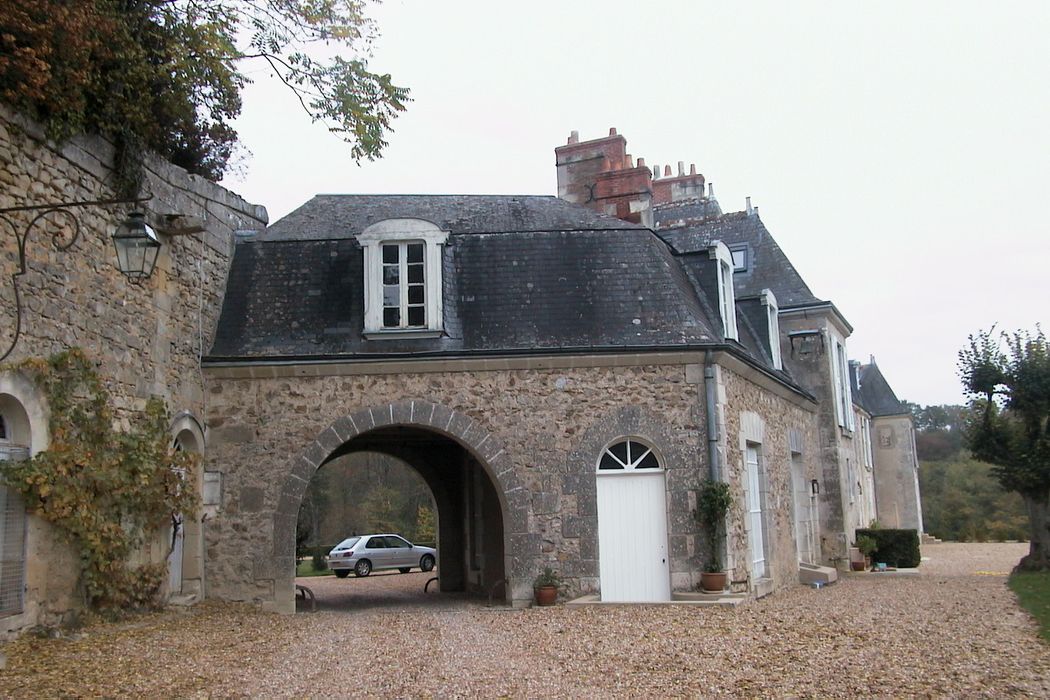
[2,543,1048,698]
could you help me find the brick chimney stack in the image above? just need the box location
[555,128,654,226]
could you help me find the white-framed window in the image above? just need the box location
[761,288,782,370]
[730,244,748,272]
[708,241,738,341]
[598,439,661,471]
[831,338,855,430]
[356,219,450,338]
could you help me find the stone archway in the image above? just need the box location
[267,400,533,612]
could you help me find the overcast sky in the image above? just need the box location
[221,1,1049,407]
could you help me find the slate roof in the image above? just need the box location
[209,195,725,360]
[855,362,908,417]
[257,194,641,242]
[655,211,821,308]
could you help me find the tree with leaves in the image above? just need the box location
[0,0,407,192]
[959,326,1050,571]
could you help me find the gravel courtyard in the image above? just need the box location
[2,543,1048,698]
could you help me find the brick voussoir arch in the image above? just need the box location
[272,399,527,560]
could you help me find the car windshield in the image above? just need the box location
[334,537,360,550]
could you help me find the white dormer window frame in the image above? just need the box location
[831,336,855,431]
[708,241,738,341]
[760,288,782,370]
[356,219,450,339]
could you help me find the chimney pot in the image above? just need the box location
[637,157,646,168]
[663,165,672,176]
[626,154,634,168]
[689,163,697,175]
[746,196,753,214]
[678,161,685,177]
[609,127,618,136]
[653,165,660,179]
[708,183,715,198]
[569,130,579,144]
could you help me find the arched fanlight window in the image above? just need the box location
[599,439,660,471]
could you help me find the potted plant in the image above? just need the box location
[856,535,878,571]
[533,567,562,606]
[696,478,732,593]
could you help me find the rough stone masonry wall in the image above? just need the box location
[872,414,923,531]
[203,363,708,606]
[719,366,819,594]
[0,104,267,631]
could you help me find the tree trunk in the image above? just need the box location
[1016,493,1050,572]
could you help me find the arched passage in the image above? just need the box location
[270,400,532,612]
[169,412,206,600]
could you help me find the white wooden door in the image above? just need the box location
[597,470,671,602]
[746,445,768,579]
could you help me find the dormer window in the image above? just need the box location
[761,288,782,370]
[708,241,738,341]
[356,219,449,338]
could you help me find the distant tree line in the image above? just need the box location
[905,401,1028,542]
[296,452,436,558]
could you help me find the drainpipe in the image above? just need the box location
[704,350,721,481]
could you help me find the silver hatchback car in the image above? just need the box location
[327,534,437,578]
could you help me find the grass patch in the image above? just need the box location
[295,560,333,578]
[1009,572,1050,642]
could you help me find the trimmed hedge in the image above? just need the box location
[856,528,921,568]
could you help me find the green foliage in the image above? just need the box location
[855,528,920,568]
[1008,572,1050,643]
[919,455,1028,541]
[696,479,732,571]
[296,452,436,547]
[310,551,328,572]
[414,504,436,544]
[533,567,562,589]
[0,0,408,190]
[855,535,878,558]
[959,327,1050,569]
[0,349,198,611]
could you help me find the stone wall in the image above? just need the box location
[718,365,819,595]
[0,103,267,632]
[204,361,709,608]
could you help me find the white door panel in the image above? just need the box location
[597,472,671,602]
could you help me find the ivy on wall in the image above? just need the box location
[1,349,198,612]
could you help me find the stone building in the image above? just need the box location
[1,116,923,629]
[0,104,267,632]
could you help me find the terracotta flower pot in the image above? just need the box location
[700,571,727,593]
[534,585,557,606]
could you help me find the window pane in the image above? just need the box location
[609,441,629,465]
[407,306,425,326]
[599,453,623,470]
[407,243,424,263]
[383,307,400,327]
[383,285,399,307]
[407,263,424,284]
[382,245,399,264]
[383,265,400,285]
[731,248,747,271]
[408,285,424,304]
[636,451,659,469]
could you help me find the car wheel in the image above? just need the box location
[398,567,411,574]
[420,554,435,572]
[334,569,350,579]
[354,559,372,577]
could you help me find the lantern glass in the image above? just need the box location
[112,212,161,280]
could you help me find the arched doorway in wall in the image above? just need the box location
[0,394,32,617]
[168,415,205,600]
[296,425,506,609]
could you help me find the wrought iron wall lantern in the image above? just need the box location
[0,195,152,362]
